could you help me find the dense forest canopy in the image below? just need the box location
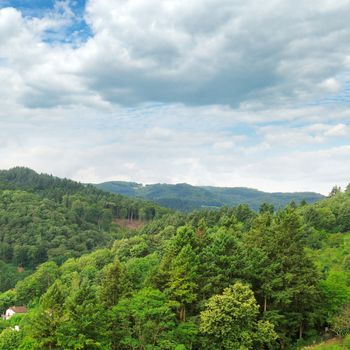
[0,168,349,349]
[95,181,324,211]
[0,167,169,292]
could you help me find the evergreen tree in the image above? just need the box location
[29,280,66,350]
[244,209,321,344]
[199,227,244,300]
[166,244,199,321]
[98,258,127,307]
[56,276,105,349]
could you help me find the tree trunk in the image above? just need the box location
[264,295,267,312]
[299,323,303,339]
[179,306,186,321]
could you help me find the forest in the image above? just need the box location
[0,168,349,349]
[95,181,324,212]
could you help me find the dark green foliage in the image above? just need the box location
[96,181,324,212]
[0,168,168,291]
[244,209,321,344]
[198,226,245,300]
[0,261,32,294]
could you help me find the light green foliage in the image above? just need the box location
[344,334,350,349]
[332,304,350,336]
[56,277,105,350]
[125,253,159,290]
[98,258,127,307]
[321,271,350,320]
[166,244,199,320]
[317,345,342,350]
[28,280,66,350]
[200,282,277,349]
[0,328,23,350]
[112,236,150,261]
[16,261,59,305]
[307,232,350,325]
[0,289,16,315]
[112,288,196,349]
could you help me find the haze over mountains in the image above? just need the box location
[95,181,324,211]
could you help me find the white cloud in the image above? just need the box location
[2,0,350,108]
[320,78,342,93]
[324,123,350,136]
[0,1,350,194]
[0,100,349,194]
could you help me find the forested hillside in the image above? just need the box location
[0,171,349,349]
[96,181,324,211]
[0,168,169,292]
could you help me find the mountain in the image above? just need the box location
[95,181,324,211]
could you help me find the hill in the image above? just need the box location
[95,181,324,211]
[0,167,169,292]
[0,186,349,349]
[0,167,349,349]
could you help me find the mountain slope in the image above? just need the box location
[95,181,324,211]
[0,167,170,292]
[1,186,349,349]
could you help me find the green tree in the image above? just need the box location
[166,244,199,321]
[56,277,105,350]
[16,261,59,305]
[0,328,23,350]
[331,303,350,336]
[244,209,321,343]
[200,282,277,350]
[112,288,195,350]
[199,227,244,300]
[259,202,274,214]
[98,258,127,307]
[29,280,66,350]
[329,186,341,197]
[0,289,16,315]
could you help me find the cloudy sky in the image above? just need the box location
[1,0,350,194]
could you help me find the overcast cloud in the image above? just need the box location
[0,0,350,194]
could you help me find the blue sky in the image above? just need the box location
[2,0,91,43]
[1,0,350,194]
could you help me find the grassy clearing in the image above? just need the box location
[302,336,350,350]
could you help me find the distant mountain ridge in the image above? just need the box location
[95,181,324,211]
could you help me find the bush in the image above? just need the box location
[343,334,350,349]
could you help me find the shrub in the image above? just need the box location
[343,334,350,349]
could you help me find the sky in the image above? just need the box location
[1,0,350,194]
